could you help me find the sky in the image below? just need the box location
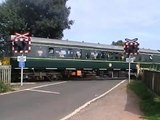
[63,0,160,50]
[0,0,160,50]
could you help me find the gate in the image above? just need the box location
[0,65,11,84]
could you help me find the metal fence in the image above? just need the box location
[142,70,160,95]
[0,65,11,84]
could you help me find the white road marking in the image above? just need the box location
[26,89,60,94]
[60,80,126,120]
[0,81,67,96]
[11,82,36,85]
[26,81,67,90]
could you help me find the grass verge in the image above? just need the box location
[128,80,160,120]
[0,81,13,93]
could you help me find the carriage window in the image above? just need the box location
[68,51,71,54]
[115,53,119,60]
[97,52,102,59]
[37,50,43,56]
[101,51,106,59]
[68,49,73,55]
[76,51,81,58]
[86,52,90,59]
[48,47,54,54]
[107,52,113,60]
[91,51,98,59]
[59,50,66,57]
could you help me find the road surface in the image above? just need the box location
[0,80,123,120]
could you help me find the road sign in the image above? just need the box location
[17,54,26,86]
[126,57,134,63]
[17,56,26,62]
[19,61,25,68]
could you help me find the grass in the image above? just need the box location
[128,80,160,120]
[0,81,13,93]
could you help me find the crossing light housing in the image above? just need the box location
[12,33,31,53]
[124,38,139,56]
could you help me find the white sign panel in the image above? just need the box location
[126,58,134,63]
[17,56,26,62]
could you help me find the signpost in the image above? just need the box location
[128,56,131,83]
[124,38,139,83]
[12,33,31,86]
[18,56,26,86]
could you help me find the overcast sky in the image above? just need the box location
[0,0,160,50]
[63,0,160,50]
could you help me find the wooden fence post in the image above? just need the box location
[152,72,155,91]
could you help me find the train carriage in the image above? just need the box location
[9,36,160,81]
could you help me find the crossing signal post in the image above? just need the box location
[124,38,139,56]
[12,32,31,54]
[12,33,31,86]
[124,38,139,83]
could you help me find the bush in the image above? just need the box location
[129,81,160,120]
[0,81,13,93]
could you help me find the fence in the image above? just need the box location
[0,65,11,84]
[142,70,160,95]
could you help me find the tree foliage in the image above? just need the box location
[112,40,124,46]
[0,0,73,39]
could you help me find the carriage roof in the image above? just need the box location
[11,35,160,55]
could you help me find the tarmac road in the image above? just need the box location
[0,80,123,120]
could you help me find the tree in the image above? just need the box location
[111,40,124,46]
[0,34,12,57]
[0,0,73,39]
[0,1,25,36]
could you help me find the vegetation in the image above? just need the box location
[111,40,125,46]
[0,0,73,39]
[0,35,11,57]
[0,81,13,93]
[129,81,160,120]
